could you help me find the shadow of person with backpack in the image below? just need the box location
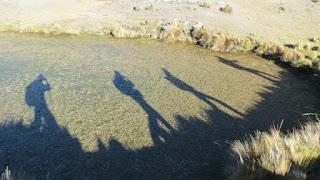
[25,74,58,130]
[113,71,174,145]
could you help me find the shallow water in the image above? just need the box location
[0,33,319,179]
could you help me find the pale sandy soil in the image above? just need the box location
[0,0,319,44]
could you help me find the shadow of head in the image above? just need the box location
[113,71,141,97]
[25,74,51,107]
[162,68,194,91]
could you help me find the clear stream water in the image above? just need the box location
[0,33,319,179]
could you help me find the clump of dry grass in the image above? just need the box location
[158,22,192,42]
[199,2,210,8]
[220,5,233,14]
[255,43,313,68]
[190,23,256,52]
[231,119,320,179]
[110,25,140,38]
[1,167,12,180]
[282,49,311,67]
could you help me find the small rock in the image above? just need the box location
[220,4,232,13]
[279,7,285,11]
[133,6,141,11]
[309,37,318,42]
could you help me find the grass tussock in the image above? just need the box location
[1,167,12,180]
[255,43,313,68]
[231,119,320,179]
[220,5,233,14]
[199,2,210,8]
[190,23,256,52]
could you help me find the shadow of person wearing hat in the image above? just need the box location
[25,74,57,130]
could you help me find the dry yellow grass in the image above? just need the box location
[1,167,12,180]
[199,2,210,8]
[231,118,320,179]
[220,5,233,14]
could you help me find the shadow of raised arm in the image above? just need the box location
[163,68,244,117]
[113,71,174,145]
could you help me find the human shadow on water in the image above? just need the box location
[111,70,243,178]
[0,75,85,179]
[0,75,131,179]
[162,68,244,117]
[113,71,174,145]
[217,56,279,82]
[0,68,319,179]
[25,74,58,129]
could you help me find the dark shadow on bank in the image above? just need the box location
[0,67,319,179]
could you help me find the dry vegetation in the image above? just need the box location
[0,17,319,74]
[105,21,320,74]
[1,167,11,180]
[199,1,210,8]
[231,117,320,179]
[220,5,233,14]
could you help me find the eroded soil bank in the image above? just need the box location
[0,33,319,179]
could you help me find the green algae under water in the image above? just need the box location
[0,33,319,153]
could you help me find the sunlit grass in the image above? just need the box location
[232,116,320,179]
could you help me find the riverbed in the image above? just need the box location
[0,33,319,179]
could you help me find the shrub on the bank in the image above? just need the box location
[255,43,313,68]
[231,120,320,179]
